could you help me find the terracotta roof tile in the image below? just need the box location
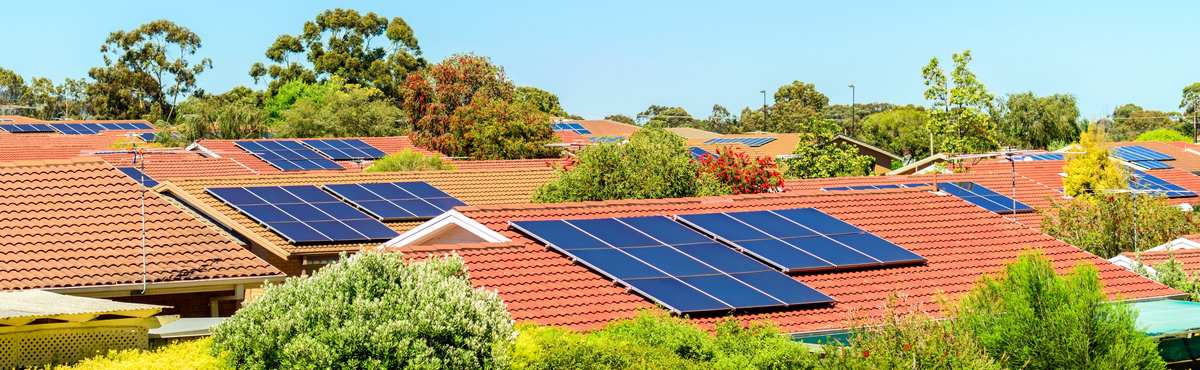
[0,158,282,291]
[159,168,558,258]
[574,120,640,138]
[1124,249,1200,275]
[414,190,1181,333]
[97,151,256,180]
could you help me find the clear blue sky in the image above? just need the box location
[2,1,1198,120]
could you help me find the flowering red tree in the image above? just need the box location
[697,146,784,194]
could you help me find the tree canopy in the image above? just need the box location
[88,19,211,121]
[921,50,995,154]
[995,92,1081,149]
[855,106,930,159]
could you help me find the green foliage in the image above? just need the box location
[56,338,225,370]
[0,66,27,107]
[1042,194,1199,258]
[696,104,738,133]
[1143,255,1200,300]
[1182,82,1200,119]
[1136,128,1189,142]
[783,121,874,179]
[855,106,930,159]
[211,253,514,370]
[697,146,784,194]
[956,250,1165,369]
[262,79,337,122]
[1108,103,1182,141]
[533,128,726,202]
[639,105,695,128]
[275,78,405,138]
[365,149,453,172]
[511,312,817,370]
[995,92,1081,149]
[773,80,828,112]
[813,299,1000,369]
[405,54,558,159]
[921,50,996,154]
[825,102,896,134]
[1063,124,1125,198]
[515,86,568,116]
[604,114,635,125]
[167,86,268,144]
[250,8,424,99]
[88,20,211,121]
[739,92,827,134]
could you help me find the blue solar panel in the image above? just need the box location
[551,122,592,135]
[704,137,777,147]
[1113,145,1174,162]
[510,216,834,314]
[50,123,101,135]
[137,133,157,142]
[1131,160,1172,170]
[207,185,399,244]
[822,183,930,191]
[235,140,343,171]
[0,124,55,133]
[1016,153,1065,161]
[324,182,466,221]
[301,139,387,160]
[939,182,1035,214]
[589,136,624,144]
[117,167,158,187]
[1129,170,1197,198]
[689,147,717,160]
[677,208,924,273]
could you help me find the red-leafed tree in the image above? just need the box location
[697,147,784,194]
[403,54,559,159]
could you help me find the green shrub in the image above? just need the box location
[1136,128,1190,142]
[56,338,225,370]
[365,149,454,172]
[814,298,1000,369]
[955,250,1165,369]
[211,253,514,370]
[1042,194,1199,258]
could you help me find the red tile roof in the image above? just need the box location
[96,151,256,180]
[0,158,282,291]
[1123,249,1200,275]
[574,120,640,138]
[391,190,1180,333]
[1109,141,1200,173]
[0,132,134,161]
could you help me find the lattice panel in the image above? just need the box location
[0,326,148,368]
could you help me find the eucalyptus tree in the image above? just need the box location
[88,20,211,121]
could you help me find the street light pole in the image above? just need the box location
[848,83,856,135]
[761,90,768,122]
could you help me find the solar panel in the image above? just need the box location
[324,182,466,221]
[301,139,387,160]
[551,122,592,135]
[1113,146,1173,162]
[117,167,158,187]
[207,185,399,244]
[50,123,101,135]
[1016,153,1064,161]
[689,147,717,160]
[1132,160,1172,170]
[0,124,56,133]
[589,136,624,144]
[704,137,777,147]
[510,216,834,314]
[234,140,343,171]
[137,133,157,142]
[1129,170,1197,198]
[821,183,930,191]
[677,208,924,273]
[939,182,1035,214]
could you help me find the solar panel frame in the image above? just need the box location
[324,182,467,221]
[1129,170,1197,198]
[677,208,925,273]
[938,182,1036,214]
[207,185,399,244]
[689,147,717,160]
[137,133,157,142]
[116,167,159,187]
[1113,145,1173,162]
[235,140,343,171]
[510,216,834,314]
[0,124,55,133]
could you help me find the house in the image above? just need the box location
[675,130,901,174]
[154,168,560,275]
[1110,235,1200,275]
[380,188,1180,336]
[0,158,284,316]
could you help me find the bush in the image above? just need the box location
[56,338,224,370]
[1136,128,1190,142]
[365,149,453,172]
[1041,194,1199,258]
[1063,124,1124,198]
[1136,255,1200,300]
[697,147,784,194]
[815,298,1000,369]
[782,122,874,179]
[955,250,1165,369]
[211,253,514,370]
[533,128,728,202]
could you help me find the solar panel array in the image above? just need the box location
[0,123,55,133]
[324,182,466,221]
[50,122,153,135]
[510,216,834,314]
[1112,146,1174,170]
[677,209,925,273]
[551,122,591,135]
[589,136,625,144]
[1016,153,1065,161]
[822,183,929,191]
[116,167,158,188]
[1129,170,1197,198]
[234,140,343,171]
[301,139,386,160]
[137,133,157,142]
[208,185,399,244]
[689,147,717,160]
[940,182,1034,214]
[704,137,777,147]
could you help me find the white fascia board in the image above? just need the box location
[379,209,509,249]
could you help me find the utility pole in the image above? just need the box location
[760,90,768,122]
[848,83,856,135]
